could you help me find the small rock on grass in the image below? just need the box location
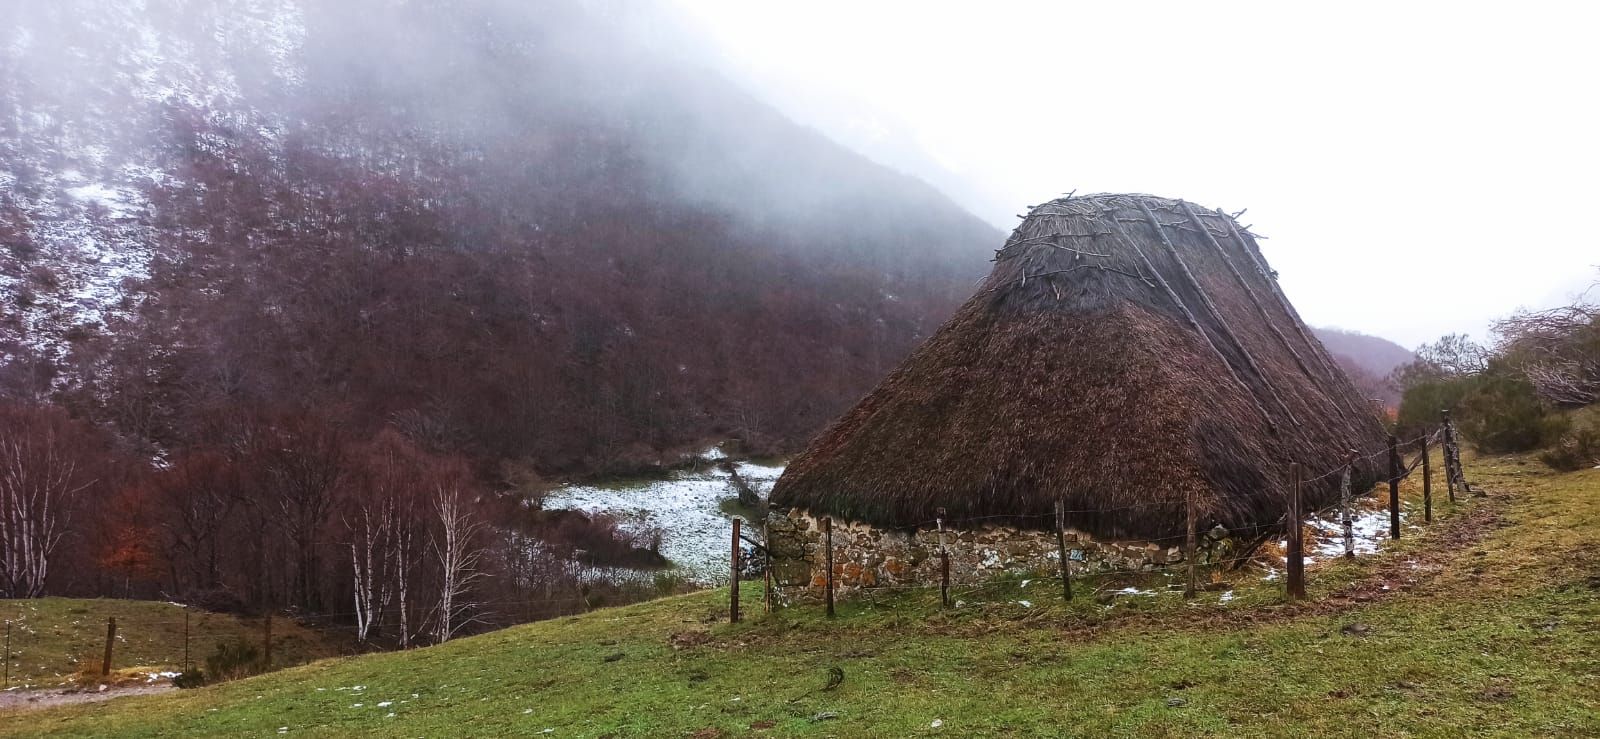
[1166,697,1187,708]
[811,711,838,722]
[1340,623,1372,637]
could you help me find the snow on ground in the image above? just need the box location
[541,449,784,584]
[1303,499,1408,564]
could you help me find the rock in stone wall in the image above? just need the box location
[766,507,1197,600]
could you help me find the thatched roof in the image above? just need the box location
[770,193,1388,540]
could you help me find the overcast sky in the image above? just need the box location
[674,1,1599,349]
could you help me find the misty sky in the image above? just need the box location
[675,1,1599,349]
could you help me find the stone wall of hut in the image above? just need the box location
[764,507,1191,598]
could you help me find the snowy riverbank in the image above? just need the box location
[542,452,785,584]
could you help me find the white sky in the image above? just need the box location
[674,1,1599,349]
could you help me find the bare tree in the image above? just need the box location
[0,406,98,598]
[254,413,348,611]
[430,484,485,644]
[153,451,239,592]
[1494,295,1600,407]
[347,496,393,645]
[390,492,420,648]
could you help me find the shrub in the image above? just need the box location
[1457,367,1554,453]
[1540,408,1600,471]
[203,637,263,683]
[1396,376,1472,437]
[172,670,207,689]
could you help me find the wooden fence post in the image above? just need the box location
[730,518,741,624]
[263,614,273,670]
[1421,433,1433,523]
[4,619,10,688]
[937,508,951,608]
[1442,409,1472,497]
[1388,434,1401,540]
[823,517,835,618]
[1286,463,1306,600]
[1341,450,1356,559]
[183,609,190,673]
[1183,491,1197,599]
[1055,501,1073,602]
[101,617,116,676]
[763,521,773,615]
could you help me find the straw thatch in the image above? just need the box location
[770,193,1388,540]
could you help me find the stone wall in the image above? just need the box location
[764,507,1193,598]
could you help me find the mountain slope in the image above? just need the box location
[0,0,1000,471]
[1314,327,1414,407]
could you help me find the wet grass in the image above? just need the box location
[0,599,340,690]
[4,454,1596,736]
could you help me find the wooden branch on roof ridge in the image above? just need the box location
[1147,201,1301,429]
[982,263,1155,295]
[1218,214,1369,422]
[1104,207,1276,431]
[1185,201,1369,426]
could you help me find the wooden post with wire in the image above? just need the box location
[1054,501,1073,602]
[937,507,951,608]
[1421,433,1433,523]
[1388,434,1401,539]
[1286,463,1306,600]
[3,619,10,688]
[1341,450,1356,558]
[1183,491,1197,599]
[263,613,273,671]
[183,609,191,673]
[763,521,773,615]
[729,517,741,624]
[101,617,117,676]
[823,517,835,618]
[1442,409,1470,498]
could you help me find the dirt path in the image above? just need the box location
[0,684,175,713]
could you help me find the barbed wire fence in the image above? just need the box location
[0,587,706,691]
[0,413,1483,685]
[724,411,1477,621]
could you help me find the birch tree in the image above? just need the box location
[430,484,485,644]
[0,405,98,598]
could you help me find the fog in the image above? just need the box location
[6,0,1595,356]
[677,1,1600,348]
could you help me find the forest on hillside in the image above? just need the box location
[0,0,995,638]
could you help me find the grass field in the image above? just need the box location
[4,454,1597,736]
[0,598,341,690]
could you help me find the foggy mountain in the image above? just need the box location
[1312,327,1414,407]
[0,0,999,473]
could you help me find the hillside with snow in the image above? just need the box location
[0,0,998,472]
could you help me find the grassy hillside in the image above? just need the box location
[0,599,341,689]
[5,456,1597,736]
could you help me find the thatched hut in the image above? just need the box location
[766,193,1387,590]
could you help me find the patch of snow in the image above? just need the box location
[541,457,784,583]
[1304,501,1401,560]
[1218,590,1235,603]
[1113,587,1156,597]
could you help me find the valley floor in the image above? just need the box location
[4,455,1597,737]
